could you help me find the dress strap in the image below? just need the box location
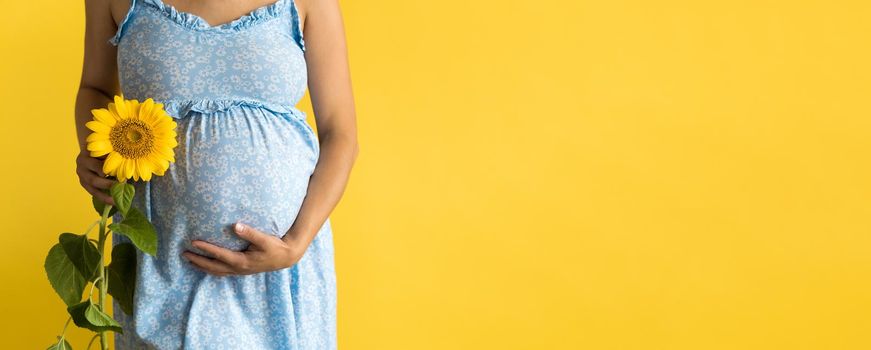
[288,0,306,52]
[109,0,138,46]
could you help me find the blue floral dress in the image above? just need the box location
[107,0,336,348]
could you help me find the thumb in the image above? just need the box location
[233,221,271,247]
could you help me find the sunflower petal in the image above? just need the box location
[86,132,110,142]
[91,108,117,127]
[151,152,170,172]
[136,158,154,181]
[128,158,139,181]
[104,152,123,176]
[153,134,178,146]
[151,115,175,129]
[120,158,133,180]
[154,151,171,170]
[87,140,112,153]
[128,99,141,120]
[153,146,176,163]
[140,98,155,122]
[85,120,111,134]
[113,95,129,119]
[152,159,170,174]
[90,149,110,158]
[114,159,124,180]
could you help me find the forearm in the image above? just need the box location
[75,87,115,153]
[282,130,359,248]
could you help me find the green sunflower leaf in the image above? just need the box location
[67,299,123,334]
[108,242,137,315]
[108,207,157,256]
[110,181,135,216]
[45,336,72,350]
[44,243,86,306]
[59,232,102,282]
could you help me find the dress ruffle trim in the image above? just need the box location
[109,0,138,46]
[156,98,307,121]
[288,0,306,52]
[139,0,289,32]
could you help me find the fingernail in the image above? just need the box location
[236,222,245,232]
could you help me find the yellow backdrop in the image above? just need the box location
[2,0,870,349]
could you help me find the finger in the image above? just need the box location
[83,183,115,206]
[88,173,117,191]
[189,259,230,276]
[233,221,276,248]
[183,252,235,276]
[83,156,107,177]
[187,258,231,276]
[191,240,247,269]
[90,185,115,206]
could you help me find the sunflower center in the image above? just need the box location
[110,119,155,159]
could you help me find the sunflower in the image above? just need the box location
[86,95,178,182]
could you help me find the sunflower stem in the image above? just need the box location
[87,333,101,350]
[84,219,100,236]
[97,202,113,350]
[54,316,72,349]
[88,276,103,303]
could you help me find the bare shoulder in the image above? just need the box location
[294,0,345,25]
[107,0,132,28]
[84,0,125,28]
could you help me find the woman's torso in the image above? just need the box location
[107,0,321,252]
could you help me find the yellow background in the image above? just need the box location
[1,0,869,348]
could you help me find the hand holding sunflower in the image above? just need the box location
[45,95,178,350]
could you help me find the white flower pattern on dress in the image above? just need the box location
[107,0,336,349]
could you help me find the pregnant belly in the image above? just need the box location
[129,106,319,257]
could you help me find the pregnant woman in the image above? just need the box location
[72,0,358,348]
